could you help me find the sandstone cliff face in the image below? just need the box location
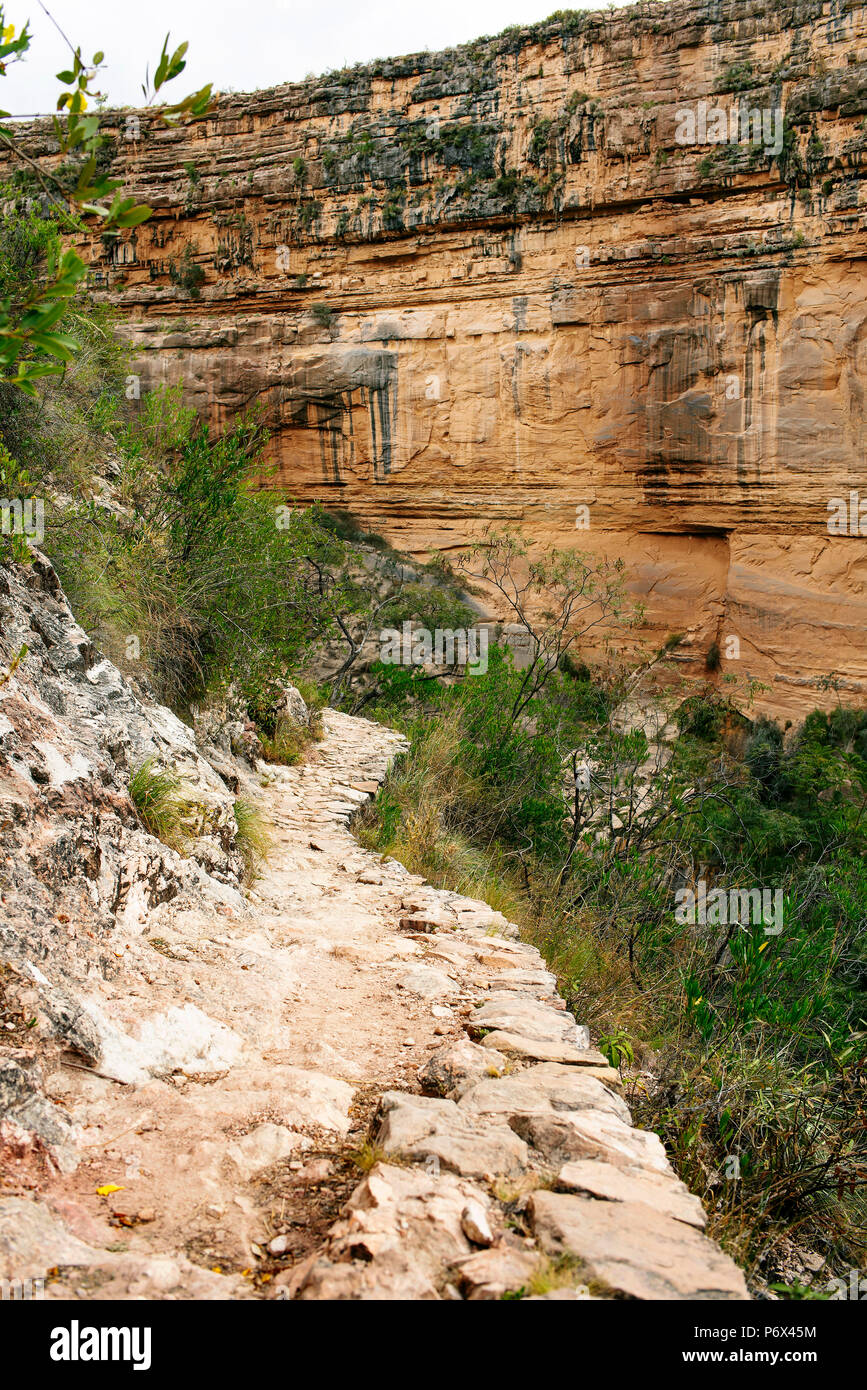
[11,0,867,715]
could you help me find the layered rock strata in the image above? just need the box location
[8,1,866,715]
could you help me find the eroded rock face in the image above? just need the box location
[8,2,867,717]
[0,553,247,1081]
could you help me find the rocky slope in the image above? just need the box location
[0,553,747,1299]
[0,551,252,1179]
[8,0,867,718]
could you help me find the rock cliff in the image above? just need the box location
[8,0,867,714]
[0,552,253,1116]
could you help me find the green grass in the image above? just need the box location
[128,758,193,851]
[233,797,272,884]
[259,714,312,766]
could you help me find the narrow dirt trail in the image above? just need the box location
[22,709,748,1301]
[29,711,517,1296]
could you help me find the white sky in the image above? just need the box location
[1,0,623,115]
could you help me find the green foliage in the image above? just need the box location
[452,643,570,858]
[777,117,808,190]
[360,646,867,1279]
[0,641,26,691]
[0,195,62,303]
[0,9,212,390]
[598,1027,634,1069]
[168,245,205,298]
[717,60,754,93]
[45,386,390,714]
[0,227,84,394]
[398,121,497,176]
[297,200,320,233]
[0,435,35,561]
[311,302,333,328]
[528,117,553,163]
[768,1280,834,1301]
[233,797,272,884]
[128,758,192,851]
[490,168,543,205]
[259,715,309,766]
[382,191,405,230]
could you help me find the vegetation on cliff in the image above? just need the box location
[0,198,472,724]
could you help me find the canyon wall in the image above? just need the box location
[11,0,867,715]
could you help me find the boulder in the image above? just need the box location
[418,1038,507,1098]
[375,1091,529,1179]
[274,684,309,727]
[557,1159,707,1229]
[528,1190,749,1300]
[468,993,590,1048]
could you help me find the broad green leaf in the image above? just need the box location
[113,203,152,228]
[27,331,79,359]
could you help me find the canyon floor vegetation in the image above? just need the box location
[356,636,867,1290]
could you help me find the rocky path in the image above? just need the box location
[4,709,747,1300]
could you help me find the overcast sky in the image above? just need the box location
[2,0,622,115]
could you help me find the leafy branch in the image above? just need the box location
[0,6,212,393]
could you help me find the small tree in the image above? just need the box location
[0,7,212,392]
[454,527,630,722]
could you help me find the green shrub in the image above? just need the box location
[49,387,368,710]
[717,60,754,93]
[598,1027,634,1069]
[259,715,310,766]
[359,646,867,1284]
[168,245,205,298]
[528,117,553,163]
[311,302,334,328]
[0,642,26,692]
[233,797,272,884]
[128,758,192,851]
